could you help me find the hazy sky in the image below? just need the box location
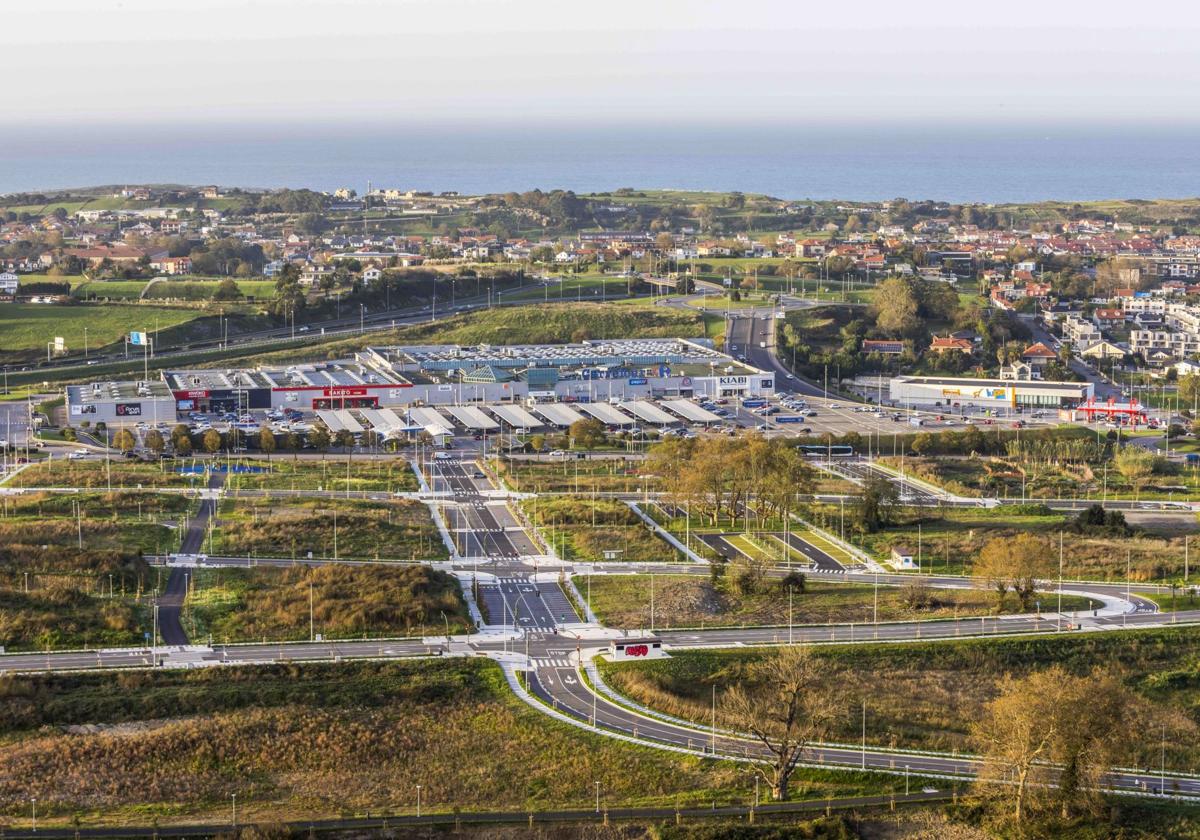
[4,0,1199,125]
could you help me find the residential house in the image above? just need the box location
[0,272,18,301]
[1092,308,1124,329]
[148,255,192,275]
[1021,342,1058,370]
[1080,341,1127,361]
[928,335,973,354]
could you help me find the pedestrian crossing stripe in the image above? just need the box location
[533,658,572,668]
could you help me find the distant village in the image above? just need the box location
[3,185,1200,372]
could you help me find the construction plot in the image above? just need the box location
[531,402,587,428]
[442,405,501,431]
[621,400,678,426]
[578,402,636,426]
[487,404,543,430]
[661,399,722,424]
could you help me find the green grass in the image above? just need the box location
[7,459,205,489]
[0,302,204,356]
[496,455,653,494]
[848,505,1197,582]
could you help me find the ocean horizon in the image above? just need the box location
[2,121,1199,204]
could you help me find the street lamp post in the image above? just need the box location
[594,781,600,813]
[417,784,422,818]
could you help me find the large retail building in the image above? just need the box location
[888,375,1094,410]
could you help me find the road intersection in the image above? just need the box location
[3,449,1199,804]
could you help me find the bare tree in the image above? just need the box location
[972,666,1150,824]
[722,646,842,801]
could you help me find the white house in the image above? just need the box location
[0,272,18,301]
[362,267,382,283]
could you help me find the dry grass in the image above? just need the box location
[185,564,471,642]
[601,629,1200,768]
[584,575,1094,630]
[213,497,445,561]
[0,659,895,826]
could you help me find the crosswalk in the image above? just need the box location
[533,658,574,668]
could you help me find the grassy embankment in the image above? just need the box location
[0,659,897,828]
[601,628,1200,770]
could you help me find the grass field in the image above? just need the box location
[849,505,1197,582]
[521,495,667,563]
[6,459,204,489]
[0,659,897,827]
[0,302,204,356]
[211,496,446,561]
[233,302,713,370]
[184,564,470,643]
[224,456,419,493]
[583,574,1096,630]
[495,455,654,494]
[601,627,1200,771]
[74,278,278,301]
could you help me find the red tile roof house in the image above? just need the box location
[1022,342,1058,367]
[1092,308,1125,328]
[929,335,973,353]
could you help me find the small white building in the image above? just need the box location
[891,546,916,569]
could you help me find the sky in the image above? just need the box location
[3,0,1199,126]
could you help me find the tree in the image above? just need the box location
[112,428,136,452]
[307,426,331,452]
[174,433,192,456]
[212,278,243,300]
[258,426,277,459]
[334,429,356,450]
[972,667,1143,824]
[144,429,165,455]
[202,429,222,454]
[569,418,606,451]
[975,533,1053,612]
[723,646,843,801]
[910,431,934,456]
[871,277,921,337]
[855,474,899,533]
[1113,445,1157,499]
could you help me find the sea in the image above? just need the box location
[2,122,1199,204]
